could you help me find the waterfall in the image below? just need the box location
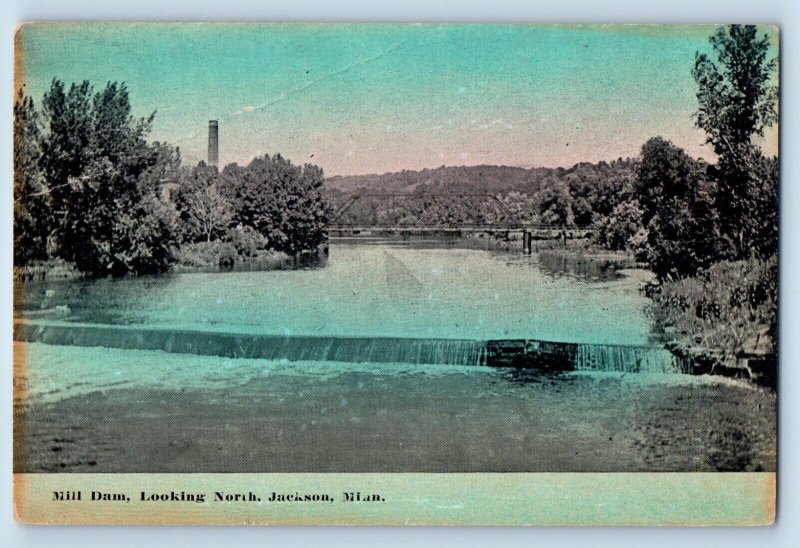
[13,321,488,367]
[14,321,688,373]
[574,343,688,374]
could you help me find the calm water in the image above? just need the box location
[18,243,657,345]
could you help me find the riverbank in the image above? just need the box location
[13,245,328,282]
[646,257,777,388]
[14,341,775,473]
[332,232,637,266]
[172,244,327,273]
[13,259,85,283]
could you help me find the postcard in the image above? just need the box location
[12,23,777,525]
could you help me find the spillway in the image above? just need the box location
[14,321,689,374]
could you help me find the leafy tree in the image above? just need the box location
[635,137,721,280]
[693,25,777,159]
[175,162,235,243]
[594,200,644,251]
[18,80,182,276]
[500,191,539,223]
[39,80,94,215]
[745,154,779,257]
[111,193,179,276]
[13,91,49,264]
[571,196,593,226]
[692,25,778,258]
[538,178,573,226]
[224,154,329,255]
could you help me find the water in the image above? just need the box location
[14,243,776,472]
[18,243,657,345]
[16,242,683,373]
[14,342,776,472]
[573,344,681,374]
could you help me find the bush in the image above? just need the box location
[173,240,238,269]
[649,255,776,370]
[225,225,268,257]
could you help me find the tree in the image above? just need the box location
[571,196,593,226]
[635,137,721,280]
[111,193,179,275]
[175,163,235,243]
[13,91,49,264]
[537,178,573,226]
[19,79,182,276]
[594,200,644,251]
[693,25,777,159]
[692,25,778,258]
[224,154,329,255]
[746,154,779,257]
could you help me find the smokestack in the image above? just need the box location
[208,120,219,166]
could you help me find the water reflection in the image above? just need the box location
[536,251,621,281]
[502,368,576,386]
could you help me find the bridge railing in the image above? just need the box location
[328,222,594,231]
[327,193,594,241]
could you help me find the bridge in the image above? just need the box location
[329,193,593,254]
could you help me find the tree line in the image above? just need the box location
[14,80,329,277]
[325,160,638,229]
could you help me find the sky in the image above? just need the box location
[16,23,779,176]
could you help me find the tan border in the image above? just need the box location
[14,472,775,526]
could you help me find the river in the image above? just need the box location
[13,241,776,472]
[18,242,655,343]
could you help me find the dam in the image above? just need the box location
[14,321,688,374]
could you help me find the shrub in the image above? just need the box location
[225,225,268,257]
[649,255,776,370]
[173,240,238,269]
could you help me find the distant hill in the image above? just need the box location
[326,165,544,195]
[324,159,639,226]
[325,160,636,196]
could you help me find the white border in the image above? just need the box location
[2,1,798,545]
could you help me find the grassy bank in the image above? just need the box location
[14,243,328,282]
[13,259,84,283]
[442,232,638,267]
[647,257,777,386]
[171,241,327,273]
